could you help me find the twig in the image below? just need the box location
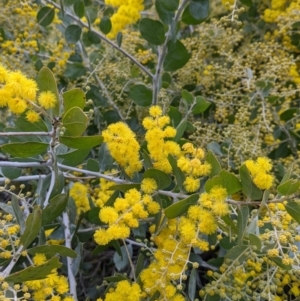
[152,0,189,105]
[122,239,136,281]
[0,132,53,136]
[0,161,51,168]
[44,0,154,79]
[0,175,47,183]
[0,246,24,277]
[77,41,125,121]
[44,121,59,207]
[58,163,128,184]
[62,211,77,299]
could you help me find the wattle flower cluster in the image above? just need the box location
[98,280,142,301]
[141,219,207,301]
[0,64,57,120]
[93,176,115,208]
[102,122,142,177]
[0,213,20,260]
[177,142,212,192]
[104,0,144,39]
[24,253,75,301]
[69,182,90,214]
[244,157,274,190]
[199,186,229,217]
[143,106,181,173]
[94,186,160,245]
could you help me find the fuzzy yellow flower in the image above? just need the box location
[8,97,27,114]
[33,253,47,266]
[99,206,119,225]
[26,110,40,123]
[141,178,158,194]
[102,122,142,177]
[69,182,90,214]
[183,176,200,192]
[38,91,57,109]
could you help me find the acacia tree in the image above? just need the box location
[0,0,300,300]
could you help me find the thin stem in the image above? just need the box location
[77,41,125,121]
[44,0,154,79]
[122,239,136,281]
[0,175,47,183]
[62,211,77,299]
[0,161,51,168]
[1,246,24,277]
[0,132,53,136]
[152,0,190,105]
[58,163,128,184]
[44,121,59,207]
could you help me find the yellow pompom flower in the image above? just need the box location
[146,200,160,214]
[141,178,158,194]
[104,280,142,301]
[0,88,10,107]
[26,110,40,123]
[198,210,218,234]
[38,91,57,109]
[69,182,90,214]
[244,157,274,190]
[209,186,228,202]
[0,64,9,83]
[21,78,38,101]
[99,207,119,225]
[183,176,200,192]
[33,253,47,266]
[212,201,229,216]
[8,97,27,114]
[149,105,162,117]
[256,157,272,173]
[253,173,274,190]
[94,228,110,245]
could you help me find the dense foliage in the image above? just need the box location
[0,0,300,300]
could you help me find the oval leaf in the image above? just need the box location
[1,142,48,158]
[284,201,300,224]
[62,106,88,136]
[237,206,249,245]
[109,184,141,192]
[1,166,22,180]
[99,16,112,34]
[42,194,69,225]
[205,170,242,195]
[65,24,82,44]
[181,89,194,104]
[155,0,175,24]
[192,96,211,114]
[164,194,199,219]
[63,88,86,111]
[73,0,85,18]
[5,257,62,282]
[143,168,172,190]
[59,135,103,149]
[28,245,77,258]
[128,84,152,107]
[139,18,165,45]
[225,245,248,262]
[164,40,191,72]
[37,7,55,26]
[20,206,42,248]
[205,151,221,177]
[277,179,300,196]
[189,0,209,21]
[239,165,263,200]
